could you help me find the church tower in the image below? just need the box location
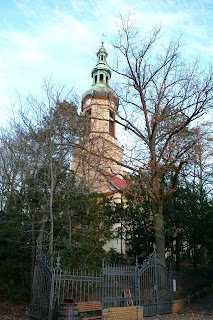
[72,42,125,196]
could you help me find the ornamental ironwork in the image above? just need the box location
[29,239,53,320]
[30,244,173,319]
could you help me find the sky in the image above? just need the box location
[0,0,213,125]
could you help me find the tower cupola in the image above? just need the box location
[91,42,111,88]
[82,42,119,112]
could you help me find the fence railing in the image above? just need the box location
[30,242,173,319]
[31,243,213,319]
[50,246,173,317]
[102,263,136,308]
[51,262,137,309]
[57,269,103,303]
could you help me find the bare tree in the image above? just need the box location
[0,79,80,268]
[107,16,213,261]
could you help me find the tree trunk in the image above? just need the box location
[153,200,165,263]
[39,211,46,251]
[49,156,54,268]
[31,211,36,281]
[68,214,72,246]
[175,236,181,271]
[192,246,197,270]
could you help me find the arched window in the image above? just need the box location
[100,74,103,82]
[106,76,108,84]
[95,75,97,83]
[101,55,103,60]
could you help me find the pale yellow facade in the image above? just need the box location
[72,90,124,192]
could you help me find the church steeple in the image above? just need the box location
[72,42,126,255]
[82,42,118,114]
[72,41,124,193]
[91,42,111,88]
[81,42,120,145]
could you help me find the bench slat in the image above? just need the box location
[77,301,102,313]
[82,316,108,320]
[77,301,108,320]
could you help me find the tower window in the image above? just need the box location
[86,108,91,116]
[86,108,91,131]
[101,55,103,60]
[109,110,115,119]
[100,74,103,82]
[95,75,97,83]
[106,76,108,84]
[109,120,115,137]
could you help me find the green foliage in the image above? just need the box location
[106,248,124,265]
[0,203,31,300]
[9,285,30,303]
[164,183,213,268]
[0,87,114,300]
[112,174,213,269]
[54,194,113,270]
[108,177,155,263]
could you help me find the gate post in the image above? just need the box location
[48,255,62,320]
[135,257,140,306]
[169,262,173,300]
[153,244,159,312]
[102,260,105,308]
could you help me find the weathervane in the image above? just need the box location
[98,32,107,45]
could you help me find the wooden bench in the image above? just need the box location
[77,301,108,320]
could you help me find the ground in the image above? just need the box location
[0,299,29,320]
[0,292,212,320]
[146,292,213,320]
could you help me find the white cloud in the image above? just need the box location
[0,0,212,125]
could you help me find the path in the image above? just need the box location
[146,292,213,320]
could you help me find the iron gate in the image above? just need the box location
[136,244,172,316]
[29,241,54,320]
[30,244,172,318]
[101,244,172,316]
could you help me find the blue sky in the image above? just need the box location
[0,0,213,125]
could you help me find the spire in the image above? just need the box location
[91,42,111,88]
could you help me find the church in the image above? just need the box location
[71,42,127,253]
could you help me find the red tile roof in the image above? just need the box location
[105,172,127,191]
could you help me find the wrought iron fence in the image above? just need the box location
[136,246,173,316]
[102,263,136,308]
[49,245,172,317]
[30,244,173,319]
[55,269,103,303]
[29,241,53,320]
